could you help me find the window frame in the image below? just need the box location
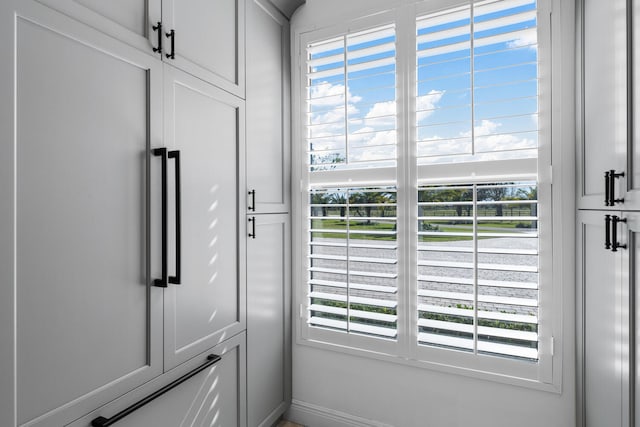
[291,0,565,391]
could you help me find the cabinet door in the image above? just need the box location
[34,0,161,56]
[577,210,628,427]
[68,333,247,427]
[162,0,245,98]
[247,214,291,427]
[577,0,631,210]
[163,66,246,371]
[0,2,164,426]
[246,0,290,214]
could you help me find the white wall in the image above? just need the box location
[288,1,576,426]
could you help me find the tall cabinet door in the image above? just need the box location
[34,0,161,55]
[577,210,629,427]
[163,66,246,371]
[247,214,291,427]
[246,0,290,214]
[0,2,164,426]
[162,0,245,98]
[578,0,635,210]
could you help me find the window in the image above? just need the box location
[296,0,556,385]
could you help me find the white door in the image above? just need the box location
[0,2,164,426]
[34,0,161,56]
[246,0,290,214]
[68,333,247,427]
[163,66,246,371]
[246,214,291,427]
[162,0,245,98]
[578,0,631,210]
[577,210,629,427]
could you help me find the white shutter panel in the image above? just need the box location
[416,0,540,361]
[305,26,398,340]
[416,0,538,164]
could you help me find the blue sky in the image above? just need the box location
[306,0,538,168]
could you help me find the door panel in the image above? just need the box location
[578,0,627,210]
[12,4,163,426]
[163,0,245,98]
[246,0,290,214]
[163,67,246,370]
[35,0,160,55]
[247,214,291,427]
[68,333,247,427]
[577,210,624,427]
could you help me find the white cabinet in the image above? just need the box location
[163,66,246,370]
[246,214,291,427]
[577,0,640,210]
[577,211,633,427]
[0,3,164,426]
[68,333,247,427]
[244,2,292,426]
[577,2,640,426]
[35,0,245,97]
[246,0,290,214]
[0,1,247,426]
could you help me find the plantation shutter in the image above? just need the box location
[305,25,398,340]
[416,0,541,361]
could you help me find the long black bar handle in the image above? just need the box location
[168,150,181,284]
[605,171,611,206]
[165,29,175,60]
[153,148,168,287]
[612,215,628,252]
[609,169,625,205]
[248,217,256,239]
[248,189,256,211]
[90,354,221,427]
[152,22,163,55]
[605,215,612,249]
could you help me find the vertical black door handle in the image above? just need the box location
[168,150,181,284]
[165,29,175,59]
[605,171,611,206]
[152,22,163,55]
[611,215,627,252]
[248,217,256,239]
[248,189,256,211]
[605,214,612,249]
[609,169,625,206]
[153,148,168,287]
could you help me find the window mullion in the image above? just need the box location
[395,3,417,358]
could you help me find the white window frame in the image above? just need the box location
[291,0,568,391]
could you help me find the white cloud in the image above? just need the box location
[308,82,362,107]
[417,90,445,122]
[506,30,538,51]
[365,100,396,119]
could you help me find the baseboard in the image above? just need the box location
[285,399,395,427]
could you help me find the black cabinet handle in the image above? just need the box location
[152,22,163,55]
[165,29,175,60]
[605,171,611,206]
[612,215,627,252]
[248,217,256,239]
[168,150,181,285]
[607,169,625,206]
[153,148,168,287]
[91,354,221,427]
[248,189,256,211]
[605,214,612,249]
